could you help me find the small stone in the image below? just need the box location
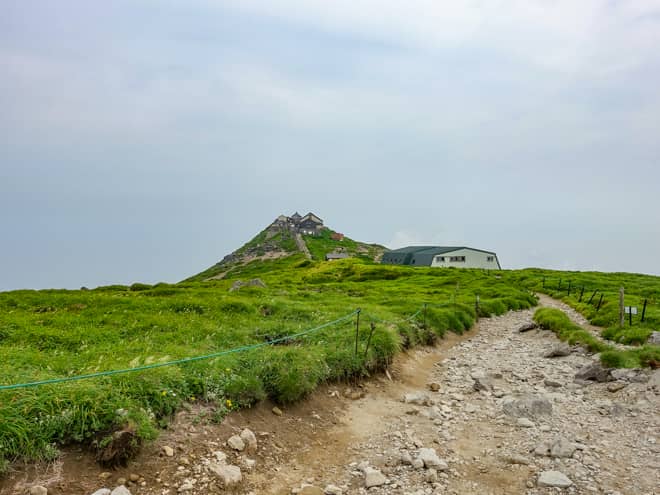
[272,406,283,416]
[364,467,387,488]
[424,468,438,483]
[544,379,562,388]
[99,472,112,480]
[90,490,111,495]
[129,474,140,482]
[607,382,627,392]
[116,478,127,486]
[471,371,494,391]
[427,382,441,392]
[209,463,242,486]
[502,455,531,465]
[177,482,193,493]
[240,428,258,452]
[502,394,552,418]
[299,486,324,495]
[227,435,246,451]
[543,344,572,358]
[412,458,424,469]
[29,487,48,495]
[417,448,448,470]
[110,487,132,495]
[517,417,534,428]
[324,484,343,495]
[538,470,573,488]
[517,322,538,333]
[162,445,175,457]
[575,362,614,383]
[403,392,432,406]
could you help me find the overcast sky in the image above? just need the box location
[2,1,660,290]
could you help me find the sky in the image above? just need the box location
[2,1,660,291]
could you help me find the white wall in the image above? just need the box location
[429,248,500,269]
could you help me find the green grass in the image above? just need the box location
[0,259,535,469]
[302,228,383,261]
[507,268,659,345]
[533,307,660,368]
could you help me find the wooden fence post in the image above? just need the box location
[619,287,624,328]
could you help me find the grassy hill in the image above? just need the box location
[187,217,386,282]
[0,260,534,471]
[1,242,659,472]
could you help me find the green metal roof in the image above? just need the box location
[382,245,499,267]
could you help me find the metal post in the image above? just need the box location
[542,276,545,288]
[641,299,647,322]
[619,287,625,328]
[629,308,633,326]
[596,294,604,311]
[579,286,584,302]
[567,281,571,296]
[354,309,361,356]
[558,278,562,290]
[588,290,598,305]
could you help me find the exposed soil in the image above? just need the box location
[2,299,659,495]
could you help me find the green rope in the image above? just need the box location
[0,310,359,392]
[364,306,424,325]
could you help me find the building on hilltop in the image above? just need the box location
[274,211,325,236]
[297,212,324,235]
[381,246,501,269]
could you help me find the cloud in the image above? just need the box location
[221,0,660,74]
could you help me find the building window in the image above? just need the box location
[449,256,466,262]
[487,256,494,262]
[436,256,445,262]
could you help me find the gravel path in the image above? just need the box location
[297,308,660,495]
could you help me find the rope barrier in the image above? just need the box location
[0,310,359,391]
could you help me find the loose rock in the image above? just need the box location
[537,470,573,488]
[502,394,552,418]
[363,467,387,488]
[227,434,246,451]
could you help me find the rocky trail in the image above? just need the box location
[3,299,659,495]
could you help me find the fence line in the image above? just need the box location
[0,310,361,392]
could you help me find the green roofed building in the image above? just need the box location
[381,246,501,269]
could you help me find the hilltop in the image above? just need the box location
[186,212,386,282]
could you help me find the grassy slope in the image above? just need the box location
[0,259,534,468]
[2,262,658,470]
[302,228,386,261]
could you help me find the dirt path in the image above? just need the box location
[536,294,632,350]
[3,306,659,495]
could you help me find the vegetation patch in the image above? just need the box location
[1,260,537,469]
[533,307,659,369]
[510,268,659,346]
